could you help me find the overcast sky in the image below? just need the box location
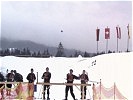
[1,1,132,53]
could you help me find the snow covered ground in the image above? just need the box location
[0,52,132,100]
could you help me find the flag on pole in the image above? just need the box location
[105,27,110,39]
[96,28,100,41]
[116,26,121,39]
[127,24,130,39]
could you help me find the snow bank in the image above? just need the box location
[0,52,132,99]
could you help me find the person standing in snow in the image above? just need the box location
[6,70,14,96]
[65,69,79,100]
[41,67,51,100]
[26,68,36,97]
[79,70,89,99]
[14,70,23,82]
[14,70,23,96]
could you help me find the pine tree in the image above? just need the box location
[84,51,88,57]
[26,48,31,56]
[46,49,50,57]
[37,51,41,57]
[74,51,78,57]
[32,52,36,57]
[56,42,66,57]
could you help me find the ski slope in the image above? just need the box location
[0,52,132,100]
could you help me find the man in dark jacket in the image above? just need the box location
[6,70,14,96]
[0,72,5,98]
[14,70,23,82]
[42,67,51,100]
[80,70,89,99]
[26,68,36,97]
[65,69,79,100]
[26,68,36,83]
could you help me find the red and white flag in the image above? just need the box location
[96,28,100,41]
[105,28,110,39]
[116,26,121,39]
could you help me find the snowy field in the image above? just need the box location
[0,52,132,100]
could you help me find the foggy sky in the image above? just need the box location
[1,1,132,53]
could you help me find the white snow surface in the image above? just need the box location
[0,52,132,100]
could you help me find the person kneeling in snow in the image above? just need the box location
[65,69,79,100]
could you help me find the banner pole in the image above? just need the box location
[114,83,115,100]
[127,24,130,52]
[97,41,98,54]
[37,72,38,84]
[117,37,118,52]
[127,37,129,52]
[106,39,108,53]
[100,79,101,100]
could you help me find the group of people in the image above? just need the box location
[0,70,23,98]
[0,68,89,100]
[65,69,89,100]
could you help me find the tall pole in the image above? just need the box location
[127,37,129,52]
[127,24,130,52]
[97,41,98,54]
[96,27,100,55]
[105,27,109,54]
[114,83,115,100]
[117,37,118,52]
[116,26,119,53]
[106,39,108,53]
[100,79,101,100]
[37,72,38,83]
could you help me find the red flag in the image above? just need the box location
[96,28,100,41]
[116,26,121,39]
[105,28,110,39]
[127,24,130,39]
[119,27,121,39]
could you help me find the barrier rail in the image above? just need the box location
[0,82,91,100]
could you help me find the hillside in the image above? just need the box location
[0,38,80,56]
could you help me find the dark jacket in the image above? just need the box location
[66,73,79,83]
[0,73,5,82]
[6,73,14,82]
[14,73,23,82]
[42,72,51,83]
[26,73,36,83]
[80,74,89,84]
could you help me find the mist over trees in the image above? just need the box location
[0,41,119,58]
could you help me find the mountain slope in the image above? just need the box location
[0,38,78,56]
